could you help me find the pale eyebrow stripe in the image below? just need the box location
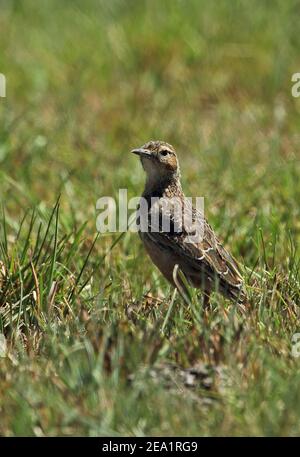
[159,147,174,153]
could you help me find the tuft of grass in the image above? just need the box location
[0,200,98,336]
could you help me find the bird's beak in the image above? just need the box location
[131,148,153,158]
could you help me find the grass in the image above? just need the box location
[0,0,300,436]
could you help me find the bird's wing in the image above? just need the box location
[143,197,244,297]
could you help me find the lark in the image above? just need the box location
[131,140,246,307]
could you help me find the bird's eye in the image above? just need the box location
[160,150,169,156]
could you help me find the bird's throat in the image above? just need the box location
[143,172,183,199]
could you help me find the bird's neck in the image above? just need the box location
[143,172,183,199]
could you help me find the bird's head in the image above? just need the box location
[131,141,180,187]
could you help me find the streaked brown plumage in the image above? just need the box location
[131,140,246,306]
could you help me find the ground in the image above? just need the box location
[0,0,300,436]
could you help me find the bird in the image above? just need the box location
[131,140,246,307]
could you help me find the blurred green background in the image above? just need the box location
[0,0,300,436]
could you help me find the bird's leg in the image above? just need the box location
[202,290,211,325]
[203,290,211,309]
